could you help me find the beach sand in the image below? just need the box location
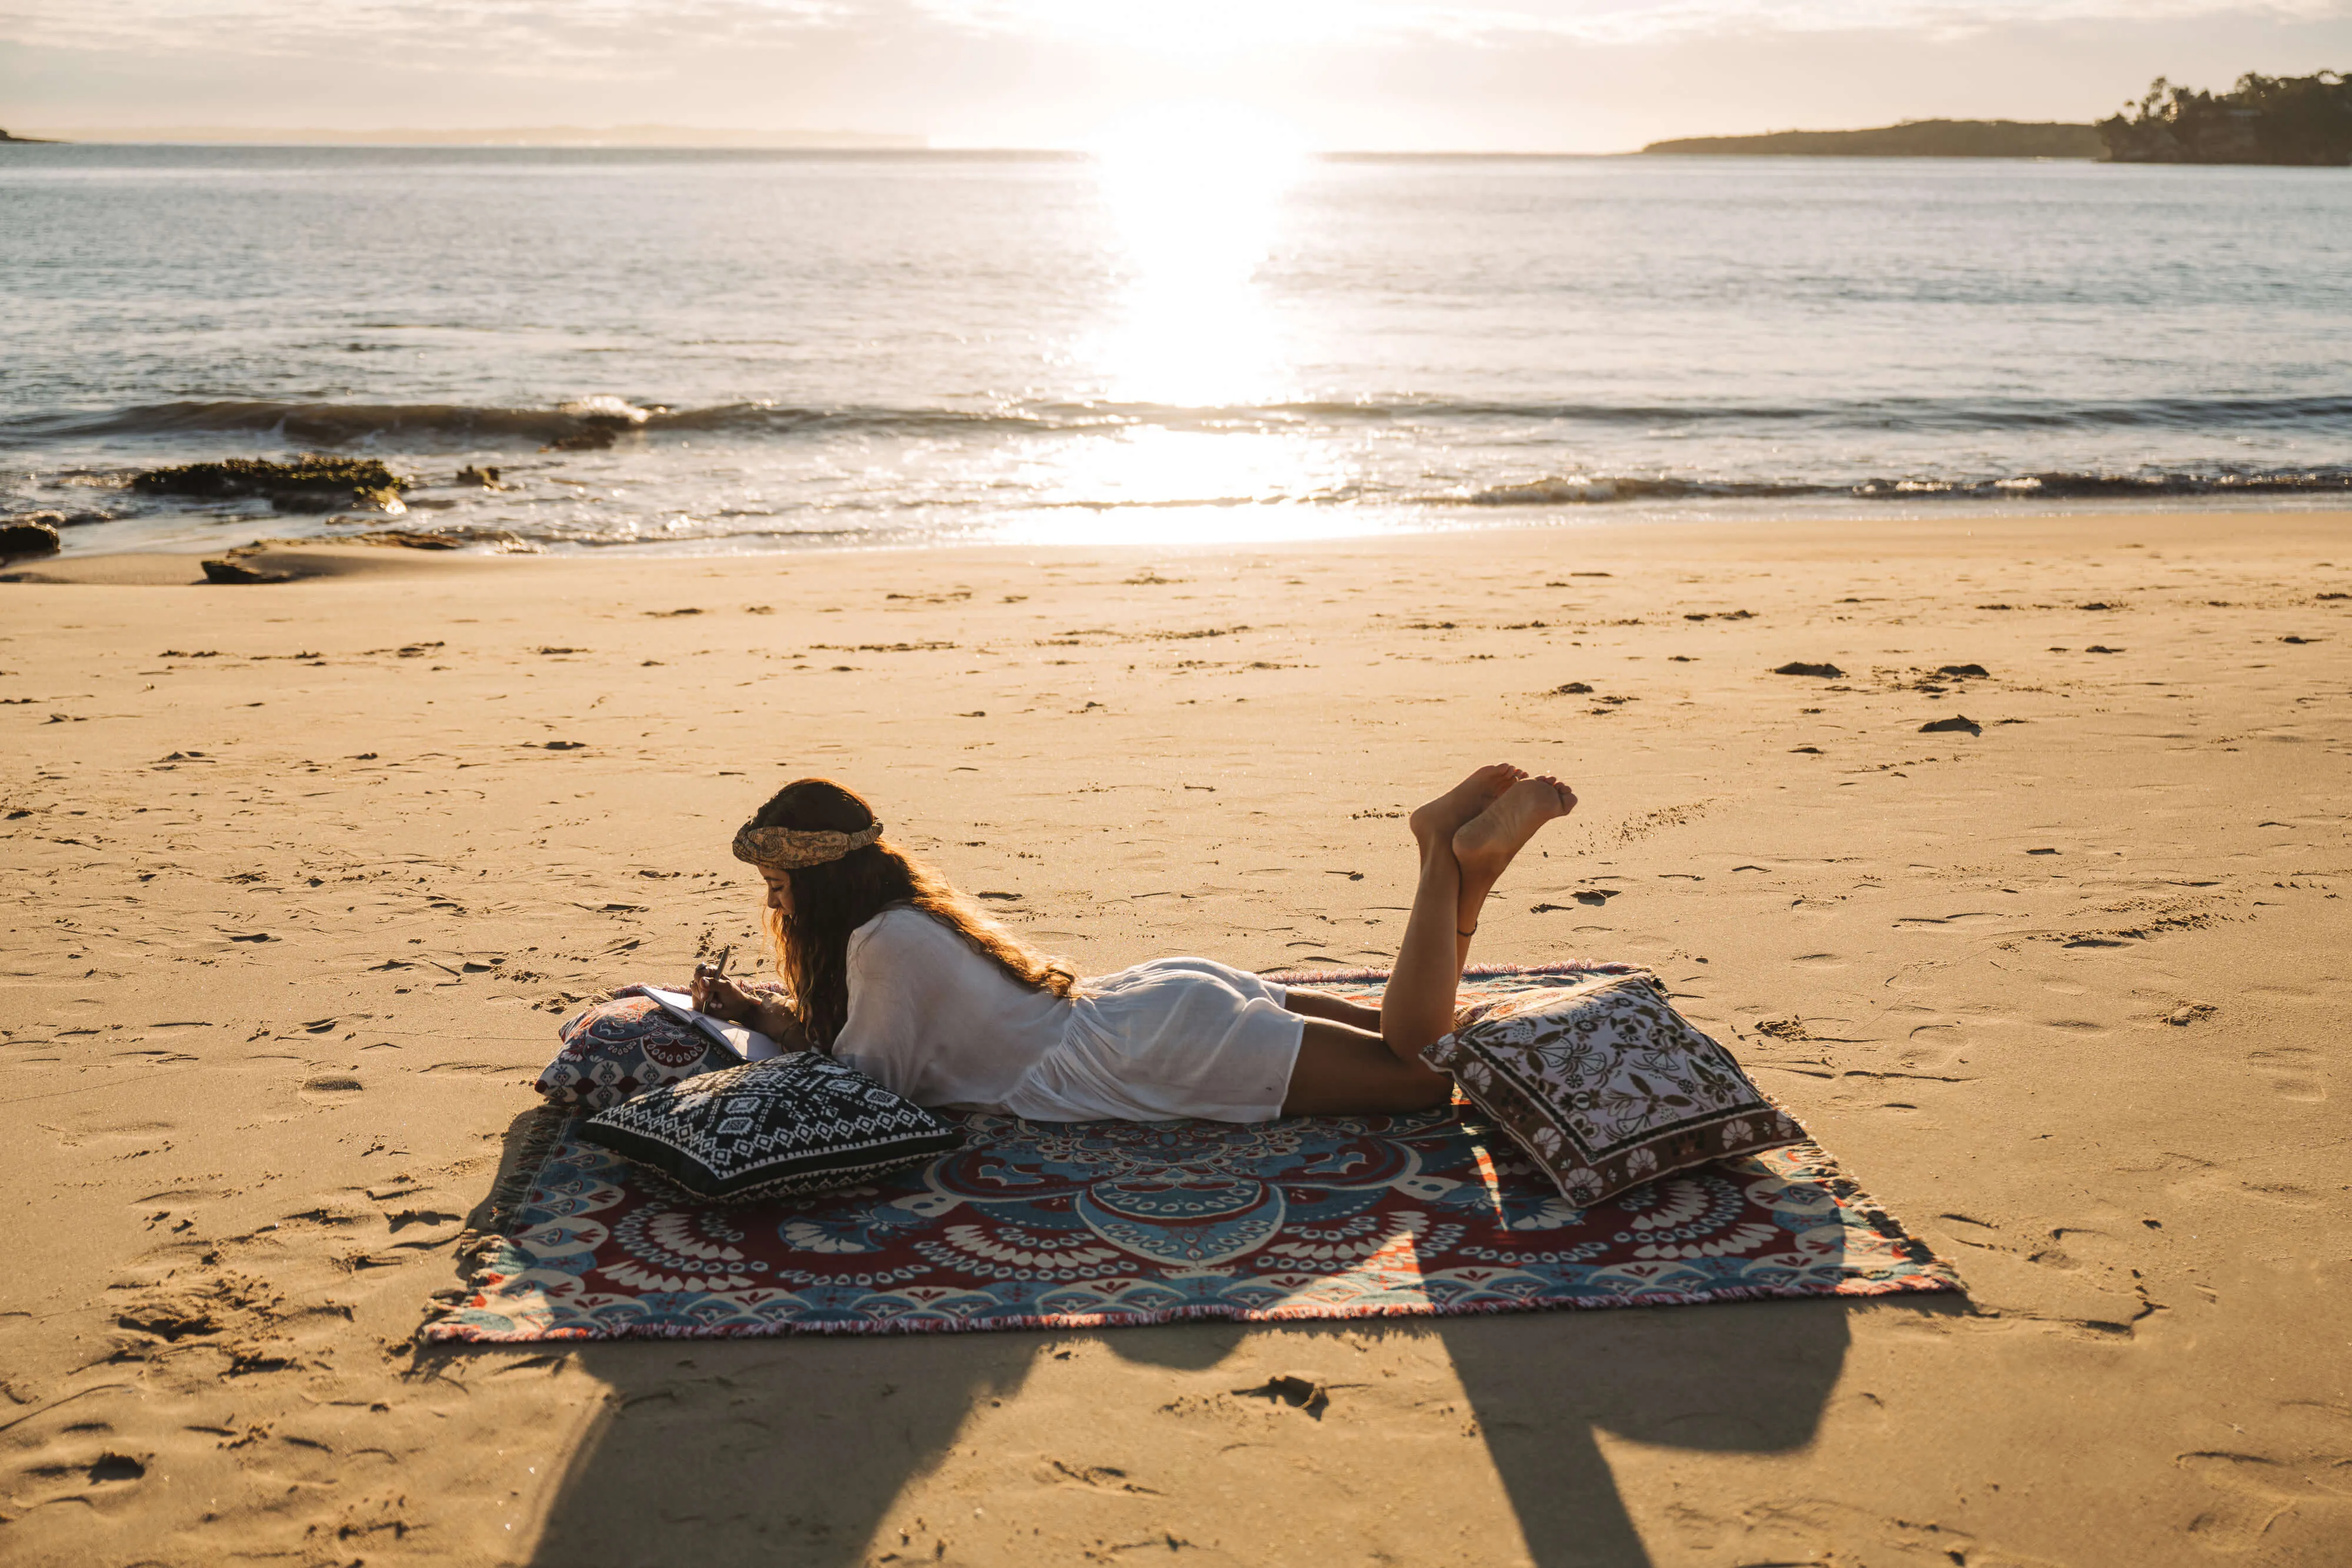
[2,511,2347,1566]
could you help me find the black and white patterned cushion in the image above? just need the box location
[579,1053,964,1203]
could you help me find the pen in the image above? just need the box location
[696,945,733,1001]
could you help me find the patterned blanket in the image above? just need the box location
[424,964,1960,1340]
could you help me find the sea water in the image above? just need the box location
[4,144,2349,557]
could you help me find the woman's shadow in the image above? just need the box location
[508,1298,1872,1567]
[456,1111,1937,1566]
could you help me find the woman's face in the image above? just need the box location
[760,866,794,920]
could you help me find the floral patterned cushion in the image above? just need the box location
[536,991,741,1112]
[1421,971,1806,1206]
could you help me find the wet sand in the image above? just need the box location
[3,511,2348,1566]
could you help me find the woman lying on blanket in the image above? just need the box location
[690,768,1575,1120]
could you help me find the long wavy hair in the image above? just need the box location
[746,778,1078,1051]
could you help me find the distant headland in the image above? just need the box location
[0,128,61,143]
[2100,72,2351,165]
[1642,119,2100,159]
[1643,71,2348,165]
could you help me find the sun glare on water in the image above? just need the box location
[1088,102,1305,409]
[1011,104,1348,545]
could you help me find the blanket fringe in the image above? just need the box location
[423,1268,1958,1343]
[453,1105,573,1265]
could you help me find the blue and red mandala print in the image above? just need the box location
[426,1106,1959,1340]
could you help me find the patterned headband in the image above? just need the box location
[731,821,884,871]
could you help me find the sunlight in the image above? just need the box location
[1028,426,1320,507]
[1085,102,1307,410]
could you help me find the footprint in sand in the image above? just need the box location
[2247,1046,2324,1102]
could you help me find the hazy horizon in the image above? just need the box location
[5,1,2350,155]
[0,118,2117,155]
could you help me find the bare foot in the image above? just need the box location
[1408,764,1525,849]
[1453,775,1576,886]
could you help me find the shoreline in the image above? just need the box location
[4,509,2347,1565]
[19,495,2352,580]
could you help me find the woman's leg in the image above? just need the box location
[1364,764,1517,1061]
[1282,1019,1451,1115]
[1379,769,1576,1064]
[1278,766,1576,1115]
[1282,987,1382,1032]
[1451,774,1579,958]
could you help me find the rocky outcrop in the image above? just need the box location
[133,456,410,514]
[0,514,62,557]
[0,514,64,558]
[201,557,295,584]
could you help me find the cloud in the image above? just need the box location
[5,0,2347,143]
[11,0,2347,62]
[1,0,869,63]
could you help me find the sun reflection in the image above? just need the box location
[1018,103,1338,541]
[1087,102,1306,411]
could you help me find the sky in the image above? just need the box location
[4,0,2350,151]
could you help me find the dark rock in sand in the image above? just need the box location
[1552,681,1595,695]
[1233,1375,1331,1417]
[136,456,409,514]
[1919,714,1982,734]
[0,517,62,559]
[202,557,295,585]
[1774,661,1845,678]
[1938,663,1990,677]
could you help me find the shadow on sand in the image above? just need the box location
[509,1298,1902,1567]
[449,1112,1952,1566]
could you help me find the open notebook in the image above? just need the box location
[636,987,785,1062]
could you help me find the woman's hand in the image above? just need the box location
[691,972,811,1052]
[691,972,762,1026]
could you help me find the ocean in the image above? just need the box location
[4,143,2350,557]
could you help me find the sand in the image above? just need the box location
[2,511,2347,1567]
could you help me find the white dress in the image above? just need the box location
[827,906,1305,1123]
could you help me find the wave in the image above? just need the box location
[1461,467,2352,506]
[9,390,2352,449]
[1425,393,2352,432]
[0,397,1083,449]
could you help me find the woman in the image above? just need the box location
[691,766,1575,1119]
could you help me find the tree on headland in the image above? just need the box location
[2099,72,2351,164]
